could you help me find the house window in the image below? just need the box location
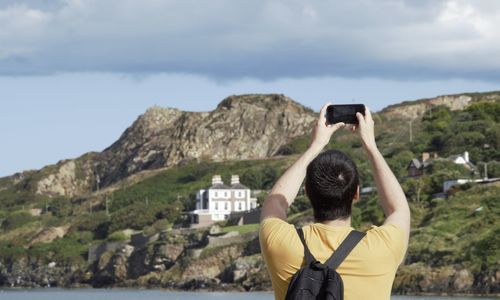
[215,191,218,197]
[215,202,219,210]
[225,191,228,197]
[238,202,242,211]
[224,215,229,220]
[224,202,228,210]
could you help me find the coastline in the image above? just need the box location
[1,286,499,298]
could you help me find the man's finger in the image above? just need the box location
[356,112,365,126]
[364,106,373,122]
[331,122,345,131]
[319,102,331,123]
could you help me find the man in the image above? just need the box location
[259,103,410,300]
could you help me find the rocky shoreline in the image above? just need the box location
[0,226,498,295]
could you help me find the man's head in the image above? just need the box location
[305,149,359,221]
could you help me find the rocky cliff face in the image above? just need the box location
[0,227,270,291]
[11,94,316,198]
[381,92,500,119]
[1,224,496,294]
[94,94,316,188]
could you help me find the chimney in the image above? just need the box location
[464,151,469,163]
[212,175,223,185]
[422,152,430,163]
[231,175,240,185]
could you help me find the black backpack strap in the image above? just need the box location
[296,228,315,265]
[325,230,366,269]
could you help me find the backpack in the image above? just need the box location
[284,228,366,300]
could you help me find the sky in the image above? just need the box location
[1,0,499,177]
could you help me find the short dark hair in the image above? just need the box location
[305,149,359,221]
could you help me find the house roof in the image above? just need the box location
[408,158,432,170]
[209,183,231,190]
[445,154,475,169]
[208,183,249,190]
[448,154,463,161]
[408,158,422,169]
[230,183,248,190]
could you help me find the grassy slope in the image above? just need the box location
[409,183,499,271]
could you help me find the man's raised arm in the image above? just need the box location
[260,103,345,221]
[356,108,411,242]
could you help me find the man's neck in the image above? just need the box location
[319,217,352,227]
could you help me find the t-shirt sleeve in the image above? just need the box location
[259,217,296,255]
[369,223,408,266]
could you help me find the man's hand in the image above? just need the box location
[310,103,346,151]
[355,106,377,151]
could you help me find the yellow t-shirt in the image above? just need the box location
[259,217,407,300]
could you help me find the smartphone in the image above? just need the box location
[325,104,365,125]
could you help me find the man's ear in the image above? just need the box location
[353,185,360,203]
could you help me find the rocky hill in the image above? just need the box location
[96,94,315,188]
[2,94,316,199]
[381,91,500,119]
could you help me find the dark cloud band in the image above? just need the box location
[0,0,499,81]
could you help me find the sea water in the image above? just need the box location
[0,289,497,300]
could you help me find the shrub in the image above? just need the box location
[73,212,110,239]
[107,231,129,242]
[0,241,25,259]
[289,195,311,215]
[109,201,181,232]
[1,211,35,231]
[67,230,94,244]
[28,236,88,264]
[49,197,73,217]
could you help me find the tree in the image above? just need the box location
[241,169,262,190]
[261,165,279,190]
[403,177,428,208]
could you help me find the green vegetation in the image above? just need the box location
[1,210,36,231]
[107,230,130,242]
[28,235,88,265]
[413,102,500,161]
[409,184,499,272]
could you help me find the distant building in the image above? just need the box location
[447,151,475,170]
[443,177,500,193]
[407,151,474,178]
[189,175,258,227]
[407,152,434,177]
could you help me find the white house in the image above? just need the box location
[189,175,258,227]
[448,151,475,169]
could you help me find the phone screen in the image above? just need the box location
[326,104,365,124]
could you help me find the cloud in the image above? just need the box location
[0,0,499,81]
